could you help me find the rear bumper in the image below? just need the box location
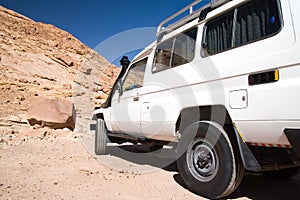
[285,129,300,157]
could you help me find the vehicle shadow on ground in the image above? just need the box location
[173,172,300,200]
[106,144,300,199]
[227,173,300,200]
[106,144,178,171]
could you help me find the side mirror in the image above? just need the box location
[117,80,123,96]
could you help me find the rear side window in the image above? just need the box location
[153,28,197,73]
[235,0,281,46]
[204,11,234,55]
[153,39,173,72]
[172,29,198,67]
[203,0,282,55]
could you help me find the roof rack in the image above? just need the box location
[156,0,231,38]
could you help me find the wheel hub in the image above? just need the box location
[187,139,219,182]
[196,151,211,170]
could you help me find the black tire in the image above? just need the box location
[264,167,300,179]
[95,118,107,155]
[177,122,244,199]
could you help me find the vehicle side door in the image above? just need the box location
[110,58,147,135]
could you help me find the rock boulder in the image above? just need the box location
[27,97,75,130]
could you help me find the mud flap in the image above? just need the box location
[233,126,262,172]
[285,129,300,158]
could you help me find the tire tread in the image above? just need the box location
[95,118,107,155]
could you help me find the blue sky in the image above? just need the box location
[0,0,210,64]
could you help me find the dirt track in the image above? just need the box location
[1,131,300,200]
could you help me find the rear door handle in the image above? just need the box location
[133,96,139,102]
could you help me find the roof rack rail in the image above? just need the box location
[156,0,231,38]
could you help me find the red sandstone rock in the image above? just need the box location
[27,97,75,130]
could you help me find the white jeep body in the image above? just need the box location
[96,0,300,147]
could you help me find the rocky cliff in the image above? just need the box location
[0,5,119,134]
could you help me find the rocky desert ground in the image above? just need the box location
[2,125,300,200]
[1,5,300,200]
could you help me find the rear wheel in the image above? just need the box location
[177,122,244,199]
[95,118,107,155]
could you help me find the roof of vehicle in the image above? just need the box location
[131,0,247,63]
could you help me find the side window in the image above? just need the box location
[122,58,147,92]
[153,28,197,73]
[153,39,173,73]
[203,0,282,55]
[173,28,197,67]
[235,0,281,47]
[204,11,234,55]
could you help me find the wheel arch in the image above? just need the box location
[92,108,107,120]
[92,108,113,132]
[175,105,233,134]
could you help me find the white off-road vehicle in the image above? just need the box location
[93,0,300,198]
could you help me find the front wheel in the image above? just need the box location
[177,122,244,199]
[95,118,107,155]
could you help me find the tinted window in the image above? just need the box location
[203,0,282,55]
[235,0,281,46]
[205,11,234,55]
